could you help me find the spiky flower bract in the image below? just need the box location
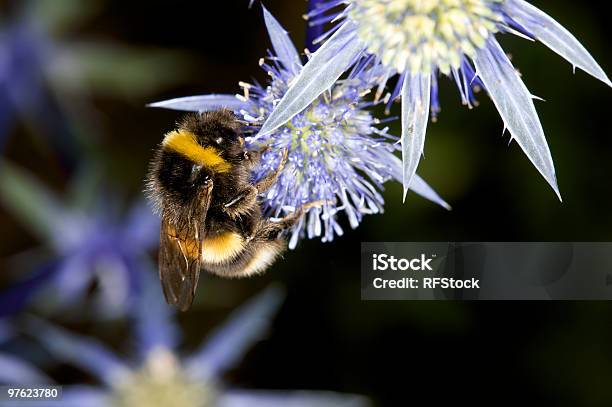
[260,0,611,200]
[150,7,449,248]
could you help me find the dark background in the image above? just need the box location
[1,0,612,406]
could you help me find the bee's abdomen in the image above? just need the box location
[201,231,246,264]
[202,237,285,278]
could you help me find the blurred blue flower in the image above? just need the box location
[0,0,193,155]
[0,162,159,319]
[0,352,51,386]
[0,11,78,164]
[149,7,449,248]
[0,280,370,407]
[0,318,52,385]
[261,0,611,200]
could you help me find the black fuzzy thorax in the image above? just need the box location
[146,110,259,238]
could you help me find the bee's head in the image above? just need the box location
[180,110,247,161]
[148,110,249,212]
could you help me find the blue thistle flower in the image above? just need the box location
[259,0,611,200]
[0,277,370,406]
[0,162,159,319]
[150,7,449,248]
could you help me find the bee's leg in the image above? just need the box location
[244,145,271,168]
[225,148,287,214]
[252,200,329,241]
[254,148,288,193]
[252,220,291,242]
[222,186,258,219]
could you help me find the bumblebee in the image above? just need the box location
[146,110,308,311]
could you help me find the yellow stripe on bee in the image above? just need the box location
[163,130,231,173]
[201,232,245,264]
[166,225,245,263]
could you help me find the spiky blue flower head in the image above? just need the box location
[0,278,370,406]
[260,0,611,201]
[150,7,449,248]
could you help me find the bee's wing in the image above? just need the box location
[159,182,213,311]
